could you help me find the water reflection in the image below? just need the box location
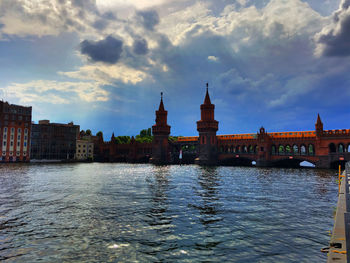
[0,163,338,262]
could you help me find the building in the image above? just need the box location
[75,135,94,161]
[150,92,171,164]
[0,101,32,162]
[30,120,79,161]
[176,85,350,168]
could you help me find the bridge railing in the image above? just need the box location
[344,162,350,261]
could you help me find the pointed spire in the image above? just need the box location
[204,82,212,105]
[316,113,323,124]
[158,92,165,111]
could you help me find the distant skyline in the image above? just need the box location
[1,0,350,138]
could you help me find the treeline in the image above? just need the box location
[87,128,178,144]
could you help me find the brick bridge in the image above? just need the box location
[97,85,350,169]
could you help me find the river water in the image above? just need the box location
[0,163,337,262]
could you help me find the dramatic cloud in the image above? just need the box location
[315,0,350,56]
[80,36,123,64]
[137,10,160,30]
[6,80,109,104]
[132,38,149,55]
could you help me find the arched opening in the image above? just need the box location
[230,145,234,153]
[329,143,336,153]
[300,161,315,168]
[285,145,291,154]
[308,144,315,156]
[300,145,306,155]
[347,144,350,153]
[254,145,258,153]
[225,145,228,153]
[242,145,247,153]
[236,146,240,153]
[248,145,253,154]
[271,145,276,155]
[293,144,298,155]
[339,143,344,153]
[278,145,284,155]
[220,146,224,153]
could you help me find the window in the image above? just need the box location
[24,128,28,134]
[24,136,27,140]
[18,128,21,134]
[3,142,6,147]
[10,135,14,140]
[11,128,14,133]
[17,142,20,147]
[10,142,13,146]
[17,135,21,140]
[24,142,27,147]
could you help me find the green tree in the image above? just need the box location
[86,129,92,135]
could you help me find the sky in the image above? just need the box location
[0,0,350,138]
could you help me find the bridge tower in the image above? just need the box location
[315,113,324,137]
[256,126,272,167]
[150,93,171,164]
[195,83,219,165]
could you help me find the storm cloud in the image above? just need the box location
[132,38,149,55]
[315,0,350,57]
[137,10,160,30]
[80,36,123,64]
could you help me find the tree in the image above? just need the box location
[86,129,92,135]
[96,131,103,138]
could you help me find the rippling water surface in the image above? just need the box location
[0,163,337,262]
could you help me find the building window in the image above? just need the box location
[18,128,21,134]
[4,114,8,120]
[2,151,5,156]
[17,135,21,140]
[10,135,14,140]
[24,128,28,134]
[18,116,22,121]
[24,136,27,140]
[17,142,20,147]
[11,128,14,133]
[3,142,6,147]
[4,127,7,133]
[10,142,13,146]
[24,142,27,147]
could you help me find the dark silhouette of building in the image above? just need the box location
[0,101,32,162]
[150,93,171,164]
[195,83,218,165]
[30,120,79,160]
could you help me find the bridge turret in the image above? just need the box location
[315,113,323,137]
[150,92,171,164]
[195,83,219,165]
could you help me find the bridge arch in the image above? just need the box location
[271,145,276,155]
[278,145,285,155]
[272,157,316,168]
[248,145,254,154]
[292,144,298,154]
[329,143,336,153]
[219,156,256,166]
[236,145,240,153]
[285,145,291,154]
[308,144,315,156]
